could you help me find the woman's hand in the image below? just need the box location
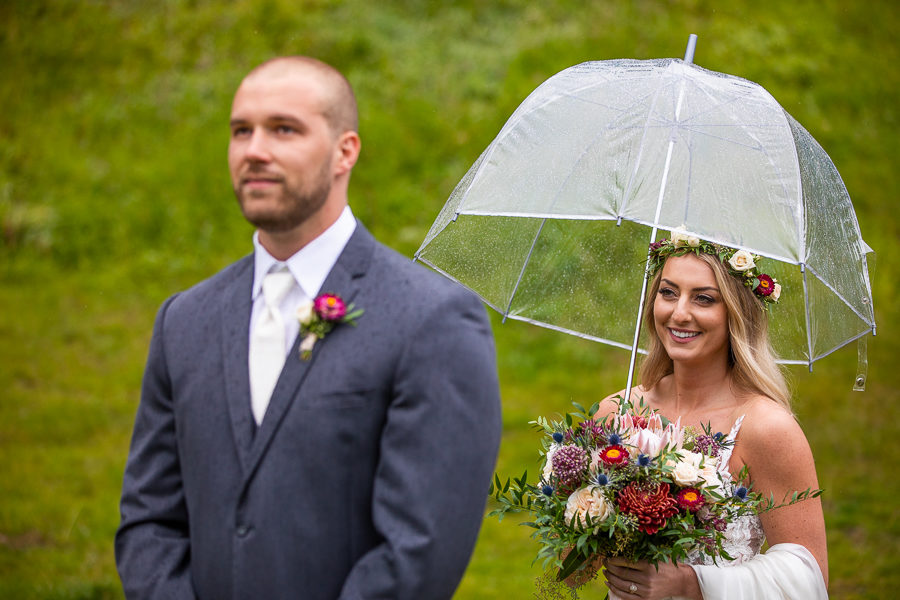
[603,558,702,600]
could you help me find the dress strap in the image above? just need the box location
[717,415,745,474]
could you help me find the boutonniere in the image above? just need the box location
[296,293,364,360]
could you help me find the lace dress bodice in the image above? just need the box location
[688,416,765,566]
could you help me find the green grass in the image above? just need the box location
[2,0,899,598]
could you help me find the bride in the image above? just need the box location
[596,236,828,599]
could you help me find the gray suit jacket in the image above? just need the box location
[115,224,502,599]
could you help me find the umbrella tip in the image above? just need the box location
[683,33,698,64]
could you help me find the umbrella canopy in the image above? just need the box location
[415,46,875,373]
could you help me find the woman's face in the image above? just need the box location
[653,254,730,367]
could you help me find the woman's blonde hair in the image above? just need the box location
[638,253,791,410]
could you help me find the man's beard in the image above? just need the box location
[235,162,332,233]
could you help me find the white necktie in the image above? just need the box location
[249,268,295,425]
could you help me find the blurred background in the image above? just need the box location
[1,1,897,598]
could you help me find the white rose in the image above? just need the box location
[670,231,690,247]
[296,300,315,326]
[672,451,703,486]
[771,282,782,301]
[542,445,558,481]
[564,487,612,529]
[727,250,756,272]
[698,462,724,493]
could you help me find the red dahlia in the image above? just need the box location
[676,487,705,512]
[600,444,630,466]
[616,481,679,534]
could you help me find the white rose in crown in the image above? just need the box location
[670,229,700,248]
[296,300,316,326]
[771,282,782,302]
[728,250,756,272]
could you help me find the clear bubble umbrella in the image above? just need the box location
[415,35,875,390]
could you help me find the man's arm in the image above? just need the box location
[339,287,502,600]
[115,296,196,599]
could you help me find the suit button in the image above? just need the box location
[236,525,250,537]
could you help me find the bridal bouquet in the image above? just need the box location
[489,398,819,594]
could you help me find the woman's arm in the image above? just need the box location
[735,401,828,585]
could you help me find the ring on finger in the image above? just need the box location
[629,582,638,594]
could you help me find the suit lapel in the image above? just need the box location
[244,223,376,481]
[220,257,256,473]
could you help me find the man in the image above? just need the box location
[115,56,502,599]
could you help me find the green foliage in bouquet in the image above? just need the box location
[489,398,822,584]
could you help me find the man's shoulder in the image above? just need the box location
[369,240,475,301]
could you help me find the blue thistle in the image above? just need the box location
[638,454,651,467]
[714,432,725,441]
[734,486,748,501]
[552,432,564,444]
[596,473,609,486]
[542,485,554,497]
[608,433,622,445]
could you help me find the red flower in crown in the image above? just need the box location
[754,274,775,297]
[314,293,347,321]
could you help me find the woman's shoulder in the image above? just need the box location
[733,395,812,463]
[737,395,801,436]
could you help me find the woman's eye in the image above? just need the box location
[659,288,676,298]
[696,294,715,304]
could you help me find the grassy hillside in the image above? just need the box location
[1,1,898,598]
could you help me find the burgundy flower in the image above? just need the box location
[754,274,775,296]
[631,415,648,429]
[566,419,605,445]
[551,445,589,490]
[676,487,705,512]
[693,434,721,458]
[616,481,679,534]
[314,294,347,321]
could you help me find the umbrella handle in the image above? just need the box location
[683,34,698,65]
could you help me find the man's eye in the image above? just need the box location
[231,127,251,137]
[275,125,296,134]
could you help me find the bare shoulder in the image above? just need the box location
[737,396,806,444]
[733,395,818,484]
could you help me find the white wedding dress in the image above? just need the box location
[672,416,828,599]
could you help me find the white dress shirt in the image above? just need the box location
[249,206,358,355]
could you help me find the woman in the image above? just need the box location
[598,236,828,599]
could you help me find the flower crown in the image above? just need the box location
[647,231,781,306]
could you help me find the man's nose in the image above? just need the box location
[244,129,271,162]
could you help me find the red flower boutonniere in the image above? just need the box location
[296,293,363,360]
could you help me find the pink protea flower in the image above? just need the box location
[314,293,347,321]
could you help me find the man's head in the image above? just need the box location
[228,57,360,253]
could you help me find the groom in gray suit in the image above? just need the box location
[115,56,502,599]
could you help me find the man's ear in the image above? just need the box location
[333,130,361,176]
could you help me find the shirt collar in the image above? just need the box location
[251,206,357,300]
